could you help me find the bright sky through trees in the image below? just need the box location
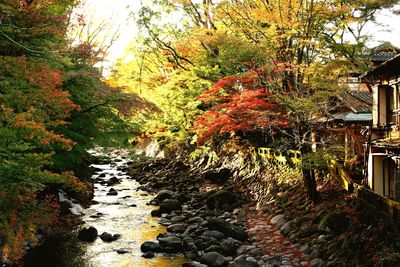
[73,0,140,73]
[81,0,400,68]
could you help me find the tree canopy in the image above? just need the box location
[0,0,135,262]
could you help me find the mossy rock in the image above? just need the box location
[318,212,351,235]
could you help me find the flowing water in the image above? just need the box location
[24,152,186,267]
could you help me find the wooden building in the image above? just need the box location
[362,53,400,201]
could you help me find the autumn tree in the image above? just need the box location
[0,0,76,56]
[67,2,121,68]
[0,0,135,263]
[192,67,290,145]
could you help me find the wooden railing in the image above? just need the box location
[329,160,400,226]
[257,147,301,165]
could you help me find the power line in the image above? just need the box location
[0,28,46,54]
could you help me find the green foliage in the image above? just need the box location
[113,58,215,145]
[0,1,136,263]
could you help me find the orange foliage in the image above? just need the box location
[1,56,79,150]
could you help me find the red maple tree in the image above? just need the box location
[193,68,290,145]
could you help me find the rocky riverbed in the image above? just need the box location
[23,149,399,267]
[128,153,400,267]
[126,158,315,267]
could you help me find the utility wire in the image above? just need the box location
[0,28,46,54]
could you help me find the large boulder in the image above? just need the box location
[207,218,248,241]
[200,252,227,267]
[206,190,238,211]
[78,226,98,242]
[203,168,232,184]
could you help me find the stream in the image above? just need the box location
[24,151,186,267]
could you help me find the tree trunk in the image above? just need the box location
[301,143,319,203]
[302,167,318,202]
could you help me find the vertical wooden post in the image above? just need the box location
[345,133,349,161]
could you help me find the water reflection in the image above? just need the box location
[24,154,186,267]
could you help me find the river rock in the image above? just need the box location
[155,190,174,201]
[107,177,120,186]
[148,199,159,206]
[207,218,248,241]
[200,251,227,267]
[188,216,204,225]
[221,238,240,256]
[142,252,155,258]
[158,236,182,250]
[237,245,255,254]
[183,262,208,267]
[78,226,98,242]
[227,257,258,267]
[59,200,73,215]
[167,223,187,233]
[115,248,131,254]
[206,190,238,211]
[203,168,232,185]
[100,232,120,242]
[271,214,285,228]
[91,166,103,172]
[318,212,351,234]
[205,245,224,253]
[182,236,197,251]
[173,161,189,171]
[89,212,104,219]
[203,230,225,240]
[159,199,182,213]
[171,215,186,223]
[197,236,220,249]
[151,209,162,217]
[107,188,118,196]
[311,258,322,267]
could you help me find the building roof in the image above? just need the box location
[372,42,400,54]
[370,52,398,62]
[361,53,400,82]
[333,112,372,122]
[312,90,372,123]
[339,90,372,114]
